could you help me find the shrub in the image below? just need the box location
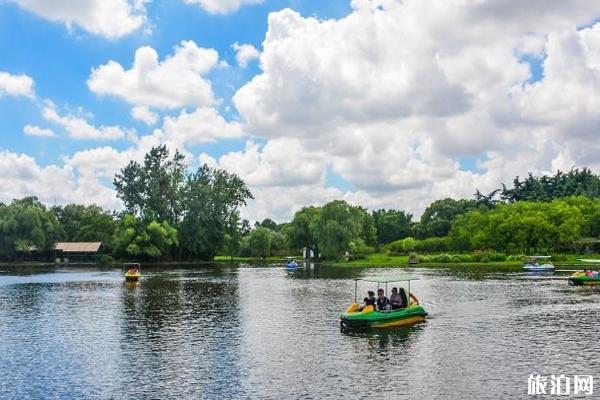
[99,254,115,266]
[348,239,375,260]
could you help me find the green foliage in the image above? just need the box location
[99,254,115,266]
[52,204,116,246]
[314,200,375,260]
[114,146,252,261]
[448,196,597,253]
[114,145,186,224]
[245,227,272,258]
[285,200,375,260]
[178,165,252,260]
[112,214,177,260]
[372,209,413,245]
[388,236,449,255]
[416,251,507,263]
[285,206,321,258]
[0,197,61,261]
[255,218,278,230]
[347,239,375,260]
[500,168,600,203]
[413,198,478,238]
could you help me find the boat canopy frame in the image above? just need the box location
[353,276,419,304]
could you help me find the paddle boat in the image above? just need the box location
[340,276,428,330]
[125,263,142,282]
[285,257,298,268]
[568,259,600,286]
[522,255,555,272]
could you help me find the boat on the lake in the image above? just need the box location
[522,255,555,272]
[125,263,142,281]
[569,259,600,285]
[285,257,298,268]
[340,276,427,330]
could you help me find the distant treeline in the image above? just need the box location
[1,146,599,262]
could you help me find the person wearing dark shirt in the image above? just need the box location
[389,287,403,310]
[360,290,376,311]
[376,288,390,311]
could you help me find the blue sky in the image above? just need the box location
[1,0,599,221]
[0,0,351,166]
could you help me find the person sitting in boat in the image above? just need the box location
[359,291,376,311]
[376,288,391,311]
[390,287,408,310]
[389,287,403,310]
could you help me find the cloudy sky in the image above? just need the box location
[1,0,599,222]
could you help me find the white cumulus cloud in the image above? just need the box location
[231,42,260,67]
[42,103,128,140]
[162,107,244,147]
[183,0,264,14]
[88,41,219,109]
[228,0,600,220]
[0,71,35,98]
[130,106,158,125]
[23,124,56,138]
[10,0,147,39]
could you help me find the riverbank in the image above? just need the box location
[3,253,599,268]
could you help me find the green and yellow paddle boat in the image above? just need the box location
[125,263,142,282]
[340,276,427,330]
[568,259,600,286]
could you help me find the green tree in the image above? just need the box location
[0,197,61,261]
[372,209,413,246]
[246,227,272,259]
[114,145,186,224]
[414,198,478,238]
[314,200,374,260]
[285,206,321,259]
[112,214,177,260]
[178,165,252,260]
[52,204,116,245]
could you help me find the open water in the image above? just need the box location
[0,263,598,399]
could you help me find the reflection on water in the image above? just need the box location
[1,264,599,398]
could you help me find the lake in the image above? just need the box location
[0,263,598,399]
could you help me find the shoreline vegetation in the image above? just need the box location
[1,146,600,266]
[3,252,599,269]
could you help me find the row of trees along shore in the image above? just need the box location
[1,145,600,262]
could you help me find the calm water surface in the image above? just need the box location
[1,264,599,399]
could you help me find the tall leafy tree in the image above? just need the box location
[114,145,186,224]
[0,197,61,261]
[372,209,413,246]
[285,206,321,259]
[246,227,272,259]
[178,165,252,260]
[413,198,478,238]
[112,214,178,260]
[500,168,600,203]
[52,204,116,245]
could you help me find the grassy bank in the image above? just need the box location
[322,252,600,268]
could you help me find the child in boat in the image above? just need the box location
[359,291,376,311]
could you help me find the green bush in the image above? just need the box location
[348,239,375,260]
[388,236,449,255]
[99,254,115,266]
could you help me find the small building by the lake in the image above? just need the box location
[54,242,102,264]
